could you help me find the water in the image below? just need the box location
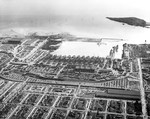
[0,15,150,58]
[52,40,124,59]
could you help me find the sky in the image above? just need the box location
[0,0,150,19]
[0,0,150,43]
[0,0,150,56]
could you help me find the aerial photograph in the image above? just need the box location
[0,0,150,119]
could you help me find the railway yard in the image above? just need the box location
[0,34,150,119]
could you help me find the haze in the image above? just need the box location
[0,0,150,43]
[0,0,150,17]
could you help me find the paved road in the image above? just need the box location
[138,58,147,119]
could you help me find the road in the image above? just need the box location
[137,58,147,119]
